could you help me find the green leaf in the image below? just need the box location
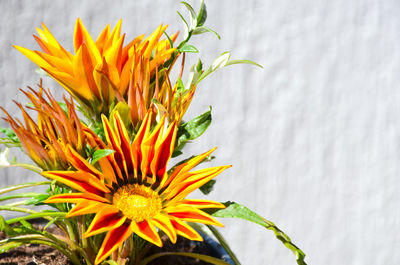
[211,52,231,71]
[225,59,263,68]
[0,241,24,253]
[210,202,307,265]
[177,11,190,39]
[181,1,197,30]
[25,194,51,206]
[196,59,203,72]
[196,0,207,27]
[91,149,115,165]
[0,126,20,147]
[192,26,221,39]
[138,252,231,265]
[199,179,216,195]
[175,108,212,152]
[178,44,199,53]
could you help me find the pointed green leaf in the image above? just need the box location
[175,108,212,152]
[178,44,199,53]
[177,11,190,39]
[199,179,216,195]
[211,52,231,71]
[225,59,263,68]
[192,26,221,39]
[197,0,207,27]
[181,1,197,30]
[91,149,115,165]
[209,202,307,265]
[25,194,51,206]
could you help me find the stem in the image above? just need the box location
[207,225,241,265]
[0,181,51,195]
[0,192,42,202]
[6,212,66,225]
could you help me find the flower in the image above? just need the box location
[15,19,178,117]
[1,81,87,170]
[44,111,230,264]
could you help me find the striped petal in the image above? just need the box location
[170,217,203,241]
[42,171,109,195]
[84,207,126,237]
[66,200,108,218]
[151,214,177,243]
[95,222,132,265]
[131,220,162,247]
[45,193,109,204]
[165,206,223,227]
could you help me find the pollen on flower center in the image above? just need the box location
[112,184,162,222]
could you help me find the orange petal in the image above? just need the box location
[151,214,177,243]
[95,222,132,265]
[170,217,203,241]
[113,112,134,176]
[73,18,101,63]
[174,199,226,209]
[131,220,162,247]
[101,114,126,180]
[45,193,109,204]
[67,146,103,179]
[84,207,126,238]
[165,206,223,227]
[66,200,107,218]
[150,121,177,185]
[164,148,217,189]
[164,166,231,202]
[42,171,110,195]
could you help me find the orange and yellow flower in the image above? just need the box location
[1,82,87,170]
[15,19,178,117]
[44,111,229,264]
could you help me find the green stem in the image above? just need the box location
[0,181,51,195]
[0,192,42,202]
[207,225,241,265]
[6,211,66,224]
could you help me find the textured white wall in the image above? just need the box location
[1,0,400,264]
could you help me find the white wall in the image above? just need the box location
[1,0,400,264]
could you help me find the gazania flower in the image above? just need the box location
[44,111,229,264]
[15,19,178,117]
[1,81,87,170]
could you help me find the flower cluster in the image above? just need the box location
[0,2,306,265]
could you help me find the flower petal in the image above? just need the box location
[165,206,223,227]
[42,171,109,196]
[150,214,177,243]
[66,200,108,218]
[131,220,162,247]
[84,207,126,237]
[174,199,226,209]
[95,222,132,265]
[45,193,109,204]
[170,217,203,241]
